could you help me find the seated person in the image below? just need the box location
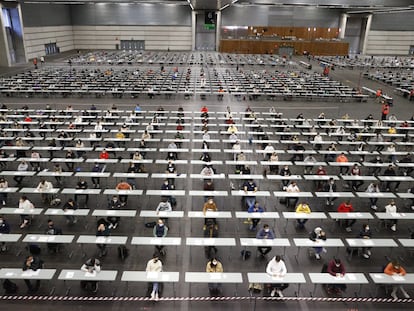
[62,198,78,225]
[295,202,311,229]
[266,255,289,297]
[115,180,132,206]
[337,200,356,232]
[204,218,219,258]
[326,258,346,294]
[309,227,327,260]
[247,201,264,231]
[22,255,44,293]
[45,219,62,253]
[203,197,218,225]
[96,218,110,257]
[0,215,10,251]
[206,257,224,297]
[200,165,215,178]
[384,261,410,299]
[243,179,258,209]
[107,195,122,229]
[80,258,101,293]
[153,219,168,256]
[359,224,372,259]
[256,224,275,257]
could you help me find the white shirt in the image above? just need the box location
[19,199,34,210]
[36,181,53,191]
[385,203,397,213]
[146,258,163,272]
[266,257,287,277]
[286,184,300,193]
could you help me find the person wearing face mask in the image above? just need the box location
[0,215,10,251]
[206,257,223,297]
[45,219,62,253]
[107,196,122,229]
[19,196,34,229]
[323,178,337,206]
[203,197,218,226]
[91,163,105,189]
[146,253,163,300]
[326,258,346,294]
[62,198,78,225]
[0,177,9,206]
[22,254,44,293]
[80,257,101,293]
[359,224,372,259]
[256,224,275,257]
[266,255,288,297]
[153,219,168,256]
[385,200,398,232]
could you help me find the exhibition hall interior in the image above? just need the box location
[0,0,414,310]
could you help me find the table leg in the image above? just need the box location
[295,247,300,263]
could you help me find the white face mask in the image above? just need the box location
[264,229,270,233]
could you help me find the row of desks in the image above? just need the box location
[3,267,413,296]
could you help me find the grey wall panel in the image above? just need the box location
[21,4,71,27]
[371,12,414,31]
[222,6,340,27]
[70,4,191,26]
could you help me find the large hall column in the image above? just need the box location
[361,14,372,55]
[338,13,348,39]
[215,11,221,52]
[191,10,196,51]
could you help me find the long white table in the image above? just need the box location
[121,271,180,295]
[58,269,118,295]
[309,272,369,295]
[282,212,327,231]
[240,238,290,256]
[247,272,306,296]
[369,273,414,296]
[92,210,137,217]
[293,238,344,262]
[345,238,398,260]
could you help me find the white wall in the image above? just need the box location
[72,25,192,50]
[365,30,414,55]
[23,25,74,59]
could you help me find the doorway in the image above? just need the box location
[120,40,145,51]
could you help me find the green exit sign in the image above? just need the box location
[204,24,216,30]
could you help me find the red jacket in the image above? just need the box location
[337,202,354,213]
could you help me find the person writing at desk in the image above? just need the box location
[309,227,327,260]
[62,198,78,225]
[74,178,89,208]
[203,197,218,226]
[206,257,224,297]
[107,195,122,230]
[80,257,101,293]
[96,218,110,258]
[19,196,34,229]
[256,224,275,257]
[115,180,132,207]
[153,219,168,256]
[266,255,288,297]
[326,258,346,295]
[247,201,264,231]
[243,179,258,210]
[385,200,398,232]
[337,200,356,232]
[0,177,9,205]
[286,181,300,209]
[384,261,410,299]
[0,215,11,251]
[295,202,311,229]
[146,253,163,300]
[45,219,62,253]
[36,179,54,204]
[22,254,44,293]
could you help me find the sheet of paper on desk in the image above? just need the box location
[392,275,405,281]
[96,237,106,243]
[210,274,222,280]
[5,272,14,277]
[66,272,74,278]
[147,272,158,279]
[363,240,373,246]
[85,272,96,277]
[347,274,356,281]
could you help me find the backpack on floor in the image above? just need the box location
[3,279,18,294]
[118,245,129,260]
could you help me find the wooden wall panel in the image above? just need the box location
[219,39,349,56]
